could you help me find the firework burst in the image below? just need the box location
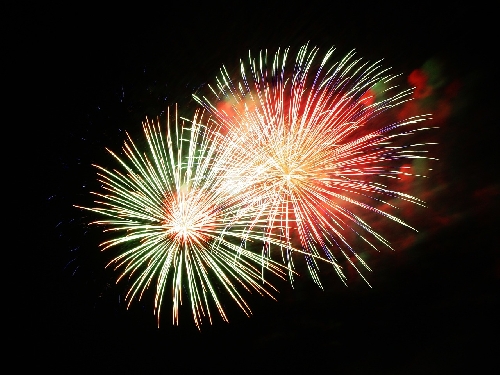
[195,44,436,286]
[76,108,287,328]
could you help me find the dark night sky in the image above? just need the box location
[27,3,498,373]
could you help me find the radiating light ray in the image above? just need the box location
[195,43,435,287]
[75,107,291,329]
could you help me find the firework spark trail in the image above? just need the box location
[195,44,436,286]
[76,107,290,328]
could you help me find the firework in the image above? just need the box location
[76,108,287,328]
[195,44,435,286]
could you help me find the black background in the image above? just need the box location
[25,3,498,373]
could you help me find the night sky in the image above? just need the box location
[31,4,497,373]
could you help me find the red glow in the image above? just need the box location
[360,89,376,106]
[408,69,432,99]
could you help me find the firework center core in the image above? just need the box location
[162,195,216,244]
